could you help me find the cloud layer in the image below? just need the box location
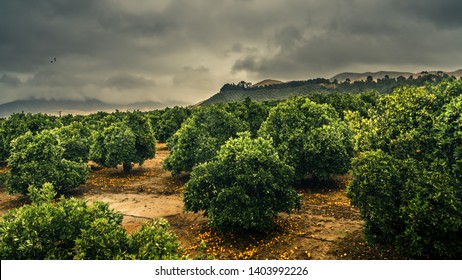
[1,0,461,106]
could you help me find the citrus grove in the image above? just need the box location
[0,78,461,259]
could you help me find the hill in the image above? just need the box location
[200,69,462,106]
[331,69,462,82]
[252,79,284,87]
[330,71,414,82]
[0,98,165,118]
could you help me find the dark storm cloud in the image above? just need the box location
[0,0,102,72]
[232,0,462,79]
[1,0,461,106]
[392,0,462,28]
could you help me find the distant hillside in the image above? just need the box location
[330,71,414,82]
[200,69,461,106]
[331,69,462,82]
[252,79,284,87]
[0,98,165,118]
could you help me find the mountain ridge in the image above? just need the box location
[330,69,462,82]
[200,69,462,106]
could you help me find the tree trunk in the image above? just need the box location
[123,162,132,174]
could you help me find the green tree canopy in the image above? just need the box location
[0,113,61,161]
[258,97,353,182]
[347,81,462,258]
[0,183,182,260]
[148,106,192,143]
[55,121,91,162]
[7,130,90,195]
[89,113,156,173]
[163,105,248,177]
[183,132,300,232]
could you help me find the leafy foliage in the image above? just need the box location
[348,81,462,258]
[147,106,192,143]
[163,105,248,176]
[90,121,137,173]
[89,113,156,173]
[0,183,182,260]
[306,91,377,118]
[258,97,353,182]
[0,113,61,161]
[7,130,90,195]
[123,111,157,166]
[55,121,91,162]
[223,97,270,137]
[183,132,300,232]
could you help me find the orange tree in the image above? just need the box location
[163,105,248,177]
[183,132,300,232]
[7,129,90,195]
[0,113,61,161]
[89,112,156,173]
[54,121,91,163]
[348,81,462,258]
[0,183,182,259]
[258,96,353,183]
[147,106,192,143]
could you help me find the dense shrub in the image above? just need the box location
[163,105,248,177]
[306,92,375,118]
[55,121,91,162]
[90,114,156,173]
[224,98,270,137]
[0,183,182,260]
[123,112,157,166]
[90,121,137,173]
[258,96,353,182]
[0,113,61,161]
[347,81,462,258]
[183,132,300,232]
[7,130,90,195]
[148,106,192,143]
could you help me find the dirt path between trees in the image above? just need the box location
[0,143,401,259]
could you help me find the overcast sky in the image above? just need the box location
[1,0,462,106]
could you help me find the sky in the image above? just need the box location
[1,0,462,106]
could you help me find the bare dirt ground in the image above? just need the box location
[0,143,402,260]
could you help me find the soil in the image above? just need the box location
[0,143,402,260]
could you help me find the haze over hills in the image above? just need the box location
[0,98,167,118]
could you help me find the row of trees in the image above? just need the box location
[164,80,462,258]
[2,111,156,195]
[0,107,192,163]
[164,96,357,231]
[2,79,461,258]
[0,111,179,260]
[0,184,182,259]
